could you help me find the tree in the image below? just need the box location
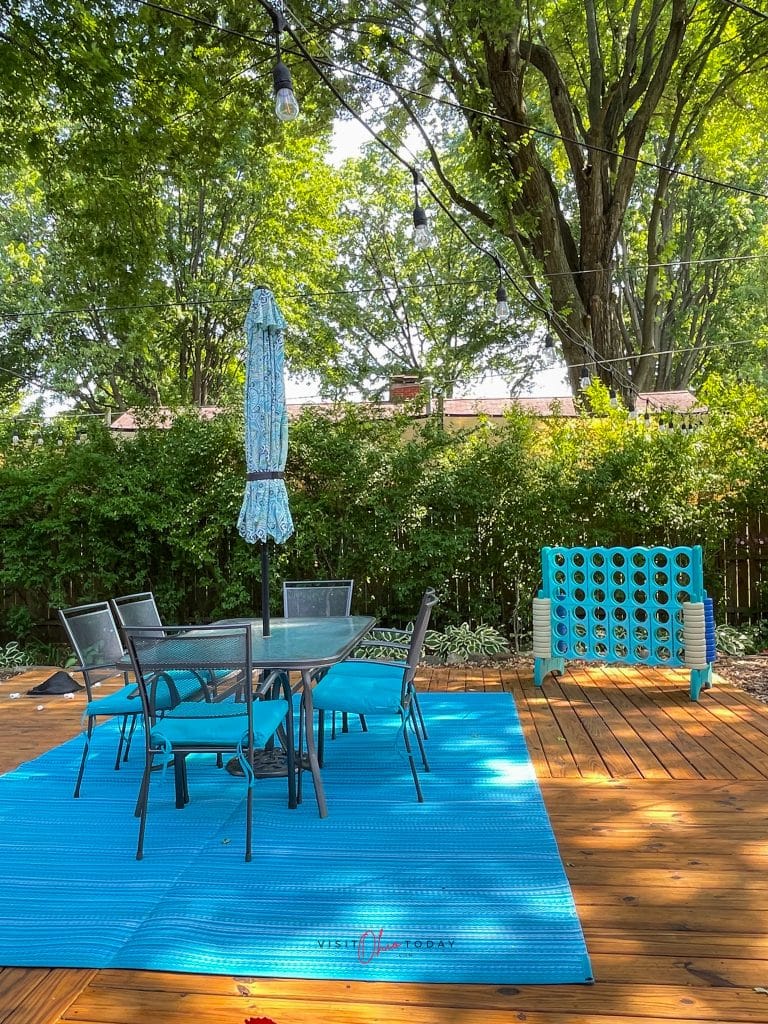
[0,1,345,409]
[311,148,541,398]
[289,0,768,400]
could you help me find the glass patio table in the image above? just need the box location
[125,615,375,818]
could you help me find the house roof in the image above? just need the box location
[442,391,704,418]
[109,391,705,433]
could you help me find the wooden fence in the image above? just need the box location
[717,512,768,624]
[1,523,765,656]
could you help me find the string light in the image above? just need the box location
[411,170,432,250]
[609,388,618,409]
[543,330,557,365]
[255,0,299,121]
[579,366,591,390]
[492,258,509,321]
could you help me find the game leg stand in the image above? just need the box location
[532,545,716,701]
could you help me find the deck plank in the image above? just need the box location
[3,662,768,1024]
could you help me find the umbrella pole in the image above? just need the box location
[261,541,271,636]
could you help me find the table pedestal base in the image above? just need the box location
[225,751,310,778]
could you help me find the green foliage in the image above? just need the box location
[715,623,767,657]
[425,622,509,660]
[0,3,345,408]
[0,387,766,651]
[0,642,31,668]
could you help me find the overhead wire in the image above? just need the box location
[134,0,768,204]
[6,0,764,411]
[293,11,768,202]
[280,0,768,408]
[276,4,641,404]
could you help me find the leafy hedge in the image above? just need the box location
[0,377,765,654]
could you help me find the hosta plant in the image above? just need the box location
[0,641,31,668]
[424,623,509,662]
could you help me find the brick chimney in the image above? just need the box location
[389,374,422,403]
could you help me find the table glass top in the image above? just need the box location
[124,616,375,671]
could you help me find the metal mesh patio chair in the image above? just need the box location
[124,623,292,861]
[282,579,364,737]
[59,601,207,797]
[311,588,438,802]
[112,591,226,702]
[282,579,354,617]
[111,591,163,635]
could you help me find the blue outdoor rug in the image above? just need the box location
[0,692,592,984]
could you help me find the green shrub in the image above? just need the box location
[715,623,767,656]
[0,381,766,648]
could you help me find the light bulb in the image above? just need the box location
[579,366,590,390]
[11,433,20,445]
[610,388,618,409]
[495,285,510,321]
[543,332,557,365]
[272,60,299,122]
[36,435,43,446]
[628,409,638,421]
[412,205,432,250]
[274,87,299,121]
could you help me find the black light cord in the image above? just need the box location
[136,0,768,204]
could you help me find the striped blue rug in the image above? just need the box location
[0,692,592,984]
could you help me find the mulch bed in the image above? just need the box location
[711,653,768,704]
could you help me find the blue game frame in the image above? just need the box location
[533,545,716,701]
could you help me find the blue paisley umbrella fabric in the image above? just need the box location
[236,287,294,545]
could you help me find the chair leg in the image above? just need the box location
[135,755,152,859]
[317,708,326,768]
[174,753,189,808]
[245,780,253,862]
[401,715,424,802]
[114,715,129,770]
[122,714,138,762]
[134,752,153,817]
[412,691,428,740]
[359,713,368,733]
[331,710,337,740]
[285,700,297,810]
[410,706,430,771]
[296,707,305,805]
[73,718,94,798]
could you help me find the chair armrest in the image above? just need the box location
[351,639,409,660]
[254,668,291,700]
[345,658,408,669]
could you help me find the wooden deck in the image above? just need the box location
[2,661,768,1024]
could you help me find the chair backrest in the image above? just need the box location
[58,601,127,698]
[403,588,439,687]
[283,579,354,618]
[111,592,163,636]
[124,623,254,726]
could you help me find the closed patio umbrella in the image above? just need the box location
[237,286,294,635]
